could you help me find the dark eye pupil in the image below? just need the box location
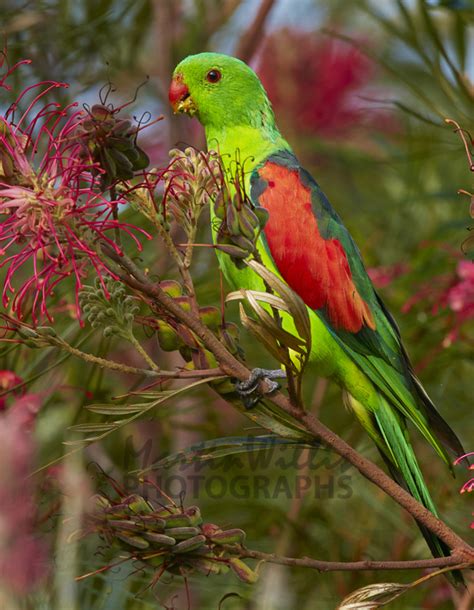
[207,70,221,83]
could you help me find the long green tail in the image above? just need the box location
[349,393,464,586]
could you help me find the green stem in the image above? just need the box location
[127,333,160,371]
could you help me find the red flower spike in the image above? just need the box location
[257,29,394,138]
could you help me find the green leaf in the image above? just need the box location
[139,434,315,473]
[67,377,221,446]
[68,423,117,433]
[86,404,147,415]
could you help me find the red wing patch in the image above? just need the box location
[258,162,375,333]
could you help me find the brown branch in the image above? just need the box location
[239,547,471,573]
[235,0,276,64]
[103,247,474,558]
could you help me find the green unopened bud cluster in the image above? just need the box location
[90,493,257,584]
[80,276,139,339]
[164,148,222,234]
[214,177,269,268]
[76,103,149,185]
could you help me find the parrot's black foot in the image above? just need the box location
[235,368,287,409]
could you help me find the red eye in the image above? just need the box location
[206,69,221,83]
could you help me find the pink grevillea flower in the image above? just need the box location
[0,60,149,322]
[0,393,48,594]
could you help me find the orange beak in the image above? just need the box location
[169,74,195,115]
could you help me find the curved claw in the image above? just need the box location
[235,368,287,409]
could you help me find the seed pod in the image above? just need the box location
[163,513,192,528]
[159,280,183,298]
[124,146,140,165]
[111,118,132,136]
[201,523,221,537]
[229,557,258,583]
[220,328,238,355]
[115,531,150,550]
[102,147,117,177]
[173,534,206,554]
[237,208,257,240]
[174,296,191,313]
[143,532,176,546]
[189,557,223,575]
[186,544,213,557]
[125,495,154,515]
[241,204,260,230]
[17,327,39,339]
[224,322,239,339]
[154,505,180,518]
[184,506,203,526]
[199,306,221,331]
[133,146,149,171]
[199,348,218,369]
[156,320,182,352]
[165,526,201,540]
[36,326,57,337]
[225,201,240,235]
[213,193,226,219]
[90,104,112,121]
[231,234,254,253]
[108,519,144,532]
[210,528,246,545]
[108,151,134,180]
[106,135,130,151]
[131,515,166,531]
[214,244,248,259]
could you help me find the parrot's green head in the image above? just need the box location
[169,52,277,132]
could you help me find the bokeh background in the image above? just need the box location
[1,1,473,609]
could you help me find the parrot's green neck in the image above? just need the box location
[205,124,291,177]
